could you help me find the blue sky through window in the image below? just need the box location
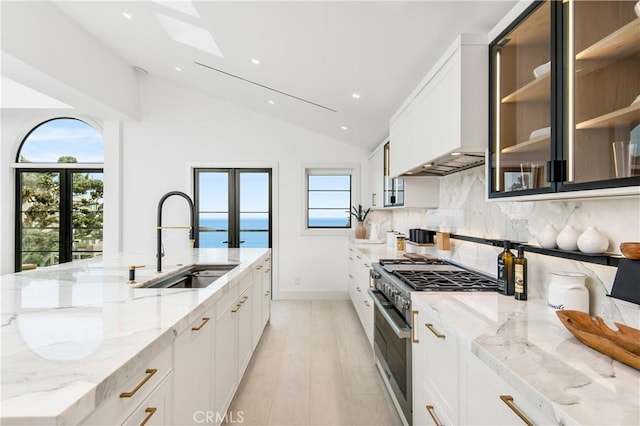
[19,118,103,163]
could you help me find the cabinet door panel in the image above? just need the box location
[123,374,173,426]
[238,287,253,378]
[215,302,238,414]
[174,308,214,424]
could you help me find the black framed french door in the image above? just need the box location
[15,168,104,271]
[194,168,272,248]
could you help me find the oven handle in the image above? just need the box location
[368,289,411,339]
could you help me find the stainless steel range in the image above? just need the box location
[368,257,497,425]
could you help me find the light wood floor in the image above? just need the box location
[225,300,402,426]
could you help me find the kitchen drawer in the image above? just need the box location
[416,382,453,426]
[122,373,173,425]
[81,343,173,425]
[414,301,459,424]
[215,280,240,315]
[461,350,554,425]
[354,253,372,287]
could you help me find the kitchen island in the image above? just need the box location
[0,248,269,425]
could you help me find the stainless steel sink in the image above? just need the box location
[143,263,239,289]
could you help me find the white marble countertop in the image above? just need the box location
[412,292,640,425]
[350,241,401,261]
[0,248,268,424]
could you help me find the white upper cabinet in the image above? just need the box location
[367,145,384,208]
[389,34,488,177]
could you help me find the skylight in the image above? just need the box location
[154,12,223,57]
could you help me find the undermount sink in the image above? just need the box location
[143,263,239,289]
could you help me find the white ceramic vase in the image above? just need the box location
[547,272,589,314]
[577,226,609,254]
[556,225,580,251]
[537,224,558,249]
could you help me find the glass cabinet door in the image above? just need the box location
[383,142,405,206]
[490,1,553,195]
[565,0,640,185]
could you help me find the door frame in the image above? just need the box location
[15,167,104,272]
[188,161,279,299]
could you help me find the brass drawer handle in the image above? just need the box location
[349,274,354,278]
[411,310,419,343]
[356,255,361,259]
[239,296,249,304]
[265,269,270,272]
[120,369,157,398]
[425,405,443,426]
[349,257,353,260]
[500,395,533,426]
[364,263,370,268]
[256,266,263,270]
[140,407,157,426]
[231,304,241,313]
[364,300,370,307]
[192,317,210,331]
[425,323,445,339]
[356,287,361,292]
[265,291,270,296]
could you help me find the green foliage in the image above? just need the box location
[349,204,370,222]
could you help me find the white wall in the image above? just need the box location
[121,76,369,299]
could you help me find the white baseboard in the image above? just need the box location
[277,289,349,300]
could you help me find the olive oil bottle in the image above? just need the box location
[514,246,527,300]
[497,241,515,295]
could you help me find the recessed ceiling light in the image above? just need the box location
[122,12,132,19]
[175,66,182,71]
[451,152,462,156]
[406,172,414,175]
[341,126,348,130]
[251,58,260,65]
[268,100,275,105]
[423,163,433,168]
[352,93,360,99]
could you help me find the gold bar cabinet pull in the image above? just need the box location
[140,407,157,426]
[500,395,533,426]
[191,317,210,331]
[425,323,446,339]
[119,369,157,398]
[425,405,444,426]
[411,310,420,343]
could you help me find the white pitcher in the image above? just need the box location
[547,272,589,314]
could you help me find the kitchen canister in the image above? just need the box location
[547,272,589,314]
[537,224,558,249]
[577,226,609,254]
[556,225,580,251]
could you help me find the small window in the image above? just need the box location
[306,170,352,228]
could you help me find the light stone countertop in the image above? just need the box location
[0,248,269,424]
[412,292,640,425]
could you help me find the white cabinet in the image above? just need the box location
[237,282,253,379]
[460,350,553,426]
[261,256,271,327]
[348,246,374,346]
[389,34,487,177]
[173,307,215,425]
[412,300,459,425]
[80,344,173,425]
[367,144,384,208]
[252,262,264,348]
[122,374,173,426]
[214,282,240,416]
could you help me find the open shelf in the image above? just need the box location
[502,73,550,103]
[501,134,550,154]
[576,102,640,130]
[576,19,640,61]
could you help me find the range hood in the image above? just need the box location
[400,150,486,177]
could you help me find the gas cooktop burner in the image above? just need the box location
[379,258,449,265]
[394,270,497,291]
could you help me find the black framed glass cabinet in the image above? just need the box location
[489,0,640,198]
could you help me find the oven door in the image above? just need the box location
[369,289,412,424]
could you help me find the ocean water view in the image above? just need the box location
[198,217,350,248]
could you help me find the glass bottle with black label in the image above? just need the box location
[514,245,527,300]
[497,241,515,295]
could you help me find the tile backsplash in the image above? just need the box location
[369,166,640,327]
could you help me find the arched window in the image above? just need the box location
[15,118,104,271]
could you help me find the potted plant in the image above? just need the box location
[349,204,370,239]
